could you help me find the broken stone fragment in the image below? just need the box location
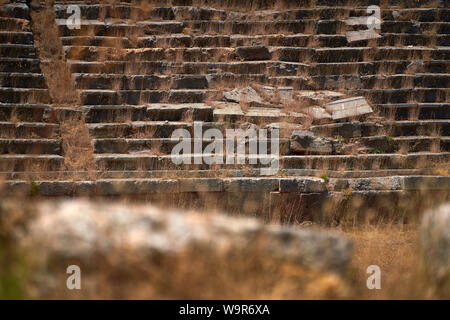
[258,86,294,104]
[325,96,373,120]
[290,130,335,154]
[223,86,263,105]
[296,90,345,105]
[303,107,332,120]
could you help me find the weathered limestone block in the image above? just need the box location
[290,130,335,154]
[325,97,373,120]
[420,202,450,293]
[223,86,263,105]
[235,46,271,61]
[22,200,353,275]
[279,177,327,193]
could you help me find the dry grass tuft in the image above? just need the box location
[30,8,80,106]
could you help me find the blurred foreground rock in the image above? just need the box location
[420,202,450,291]
[21,200,353,275]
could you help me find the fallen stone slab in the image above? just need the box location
[296,90,345,105]
[325,96,373,120]
[21,200,353,275]
[420,202,450,293]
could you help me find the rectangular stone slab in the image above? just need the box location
[325,96,373,120]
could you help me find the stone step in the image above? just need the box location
[83,103,214,123]
[321,20,450,35]
[375,103,450,120]
[364,73,449,89]
[317,34,450,47]
[146,103,214,122]
[56,20,183,37]
[311,120,450,138]
[141,103,306,124]
[142,34,312,48]
[68,60,308,77]
[0,4,29,20]
[314,47,449,63]
[64,46,236,62]
[355,88,449,104]
[3,174,450,196]
[0,122,59,139]
[0,88,51,104]
[61,34,313,48]
[312,73,450,90]
[82,105,147,123]
[52,4,450,22]
[312,60,449,75]
[0,31,34,45]
[0,44,36,59]
[61,36,133,48]
[94,153,278,171]
[0,57,42,73]
[93,137,289,155]
[73,73,310,90]
[93,152,449,171]
[87,121,225,139]
[55,16,450,36]
[0,73,47,88]
[80,89,221,105]
[316,0,447,8]
[282,152,449,170]
[213,106,306,124]
[0,139,62,155]
[0,154,63,172]
[381,21,450,34]
[186,20,317,35]
[53,5,227,21]
[0,87,51,104]
[359,136,450,153]
[74,73,173,90]
[0,17,30,32]
[87,120,283,139]
[61,33,450,52]
[272,47,314,62]
[67,59,448,78]
[381,34,449,47]
[0,104,51,122]
[57,19,318,37]
[0,167,446,181]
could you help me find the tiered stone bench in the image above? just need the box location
[0,2,63,173]
[0,0,448,219]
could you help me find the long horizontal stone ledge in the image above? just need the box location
[24,199,353,274]
[2,176,449,196]
[0,168,443,180]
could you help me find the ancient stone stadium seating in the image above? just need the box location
[0,0,448,221]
